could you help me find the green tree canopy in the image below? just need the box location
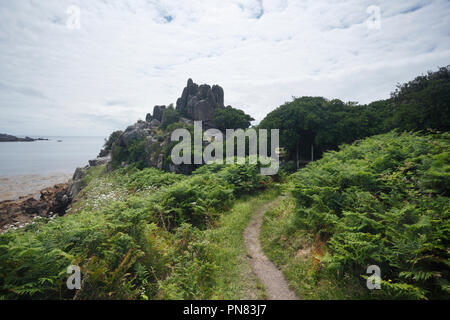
[213,106,254,131]
[98,130,123,157]
[389,65,450,132]
[161,108,181,130]
[259,65,450,165]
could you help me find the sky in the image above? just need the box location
[0,0,449,137]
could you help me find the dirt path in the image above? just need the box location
[243,198,299,300]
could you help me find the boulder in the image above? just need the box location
[72,167,87,181]
[41,184,70,216]
[67,167,88,200]
[148,119,161,127]
[89,155,111,167]
[180,117,194,125]
[212,85,224,107]
[176,79,198,113]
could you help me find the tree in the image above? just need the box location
[259,66,450,168]
[213,106,254,131]
[98,130,123,157]
[259,97,329,167]
[161,108,181,130]
[389,65,450,132]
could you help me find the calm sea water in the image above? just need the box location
[0,136,105,201]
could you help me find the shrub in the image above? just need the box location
[161,109,180,130]
[219,164,270,195]
[111,138,147,169]
[127,168,183,192]
[98,130,123,157]
[159,176,234,230]
[289,131,450,299]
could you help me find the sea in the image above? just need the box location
[0,136,105,202]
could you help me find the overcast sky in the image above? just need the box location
[0,0,449,137]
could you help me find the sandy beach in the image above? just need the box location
[0,136,104,202]
[0,173,72,202]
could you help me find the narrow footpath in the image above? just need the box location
[243,198,299,300]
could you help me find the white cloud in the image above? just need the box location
[0,0,449,136]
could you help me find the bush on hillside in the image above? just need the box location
[98,130,123,157]
[161,108,181,130]
[290,131,450,299]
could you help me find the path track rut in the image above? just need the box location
[243,198,298,300]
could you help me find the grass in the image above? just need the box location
[205,188,281,299]
[69,165,129,213]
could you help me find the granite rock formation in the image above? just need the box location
[176,78,224,124]
[107,79,228,174]
[152,105,166,122]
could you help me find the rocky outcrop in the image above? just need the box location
[0,133,48,142]
[110,79,227,174]
[0,183,69,231]
[143,79,224,126]
[67,167,88,200]
[119,120,156,148]
[148,119,161,127]
[111,118,195,173]
[176,79,224,124]
[89,155,111,167]
[152,105,166,122]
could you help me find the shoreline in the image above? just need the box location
[0,172,73,202]
[0,156,110,233]
[0,155,110,231]
[0,182,70,232]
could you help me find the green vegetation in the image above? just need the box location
[111,138,148,169]
[98,130,123,157]
[160,189,279,299]
[259,66,450,164]
[214,106,254,131]
[1,66,448,300]
[261,196,364,299]
[0,163,274,299]
[390,66,450,132]
[161,108,181,130]
[262,131,449,299]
